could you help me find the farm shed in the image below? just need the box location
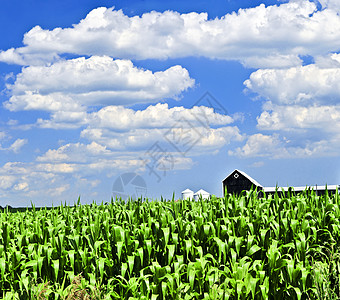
[263,185,339,197]
[181,189,194,200]
[222,169,263,196]
[193,189,210,200]
[223,169,339,196]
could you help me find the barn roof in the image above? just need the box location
[222,169,263,188]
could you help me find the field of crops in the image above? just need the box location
[1,189,340,299]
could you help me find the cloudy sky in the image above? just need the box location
[1,0,340,206]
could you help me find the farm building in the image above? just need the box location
[262,185,339,197]
[181,188,210,200]
[194,189,210,200]
[222,169,263,196]
[181,189,194,200]
[222,169,339,196]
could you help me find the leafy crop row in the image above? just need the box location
[1,189,340,299]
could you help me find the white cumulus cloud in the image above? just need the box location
[1,2,340,67]
[36,142,112,163]
[244,63,340,105]
[88,103,233,130]
[229,133,338,158]
[257,104,340,132]
[34,102,240,153]
[5,56,194,112]
[0,137,28,153]
[8,138,28,153]
[235,53,340,159]
[318,0,340,12]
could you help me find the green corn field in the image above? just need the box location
[1,189,340,299]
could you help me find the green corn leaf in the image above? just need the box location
[98,257,105,281]
[68,250,75,271]
[236,280,246,298]
[259,277,269,299]
[162,227,170,247]
[145,240,152,259]
[37,256,44,276]
[151,294,158,300]
[249,276,258,299]
[203,224,210,236]
[235,237,243,256]
[172,233,179,245]
[161,281,167,298]
[184,239,193,259]
[0,257,5,278]
[230,248,237,265]
[300,267,309,292]
[188,266,195,290]
[94,240,105,254]
[121,262,128,278]
[167,244,175,264]
[289,286,302,300]
[52,259,59,281]
[246,244,261,256]
[117,241,124,262]
[128,255,135,275]
[137,247,144,267]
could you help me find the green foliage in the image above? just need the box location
[1,190,340,299]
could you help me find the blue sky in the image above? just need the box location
[1,0,340,206]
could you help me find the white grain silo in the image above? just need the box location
[194,189,210,201]
[181,189,194,200]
